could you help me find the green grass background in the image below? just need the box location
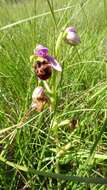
[0,0,107,189]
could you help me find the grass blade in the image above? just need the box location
[90,118,107,157]
[46,0,57,29]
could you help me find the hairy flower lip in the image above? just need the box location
[35,59,52,80]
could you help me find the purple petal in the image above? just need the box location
[65,26,77,33]
[34,44,48,58]
[47,56,62,72]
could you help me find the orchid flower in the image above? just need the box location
[34,45,62,72]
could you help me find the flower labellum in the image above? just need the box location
[64,26,80,46]
[31,86,49,112]
[33,44,62,80]
[33,59,52,80]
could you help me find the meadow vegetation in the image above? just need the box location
[0,0,107,189]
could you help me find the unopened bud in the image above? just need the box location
[64,26,80,46]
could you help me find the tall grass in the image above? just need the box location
[0,0,107,189]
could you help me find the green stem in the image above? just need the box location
[18,108,33,128]
[104,0,107,25]
[43,81,52,94]
[51,29,65,111]
[74,46,81,61]
[0,155,28,172]
[105,62,107,118]
[55,30,64,56]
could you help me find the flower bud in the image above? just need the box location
[32,86,44,101]
[64,26,80,46]
[31,86,49,112]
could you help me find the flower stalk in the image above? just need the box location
[30,44,62,112]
